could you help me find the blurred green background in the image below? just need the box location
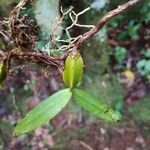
[0,0,150,149]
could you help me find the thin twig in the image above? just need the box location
[9,51,64,69]
[1,0,140,70]
[50,6,74,48]
[10,51,64,61]
[50,6,94,51]
[66,7,94,39]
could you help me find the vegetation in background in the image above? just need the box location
[0,0,150,149]
[129,95,150,124]
[136,49,150,80]
[113,46,127,69]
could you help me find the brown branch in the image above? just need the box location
[2,0,140,70]
[9,51,64,69]
[74,0,140,49]
[10,51,63,61]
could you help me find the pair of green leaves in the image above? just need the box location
[14,88,120,136]
[14,51,120,136]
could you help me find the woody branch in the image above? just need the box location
[3,0,140,65]
[73,0,140,49]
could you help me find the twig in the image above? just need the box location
[74,0,140,49]
[10,51,64,61]
[50,6,74,48]
[1,0,140,70]
[50,6,94,52]
[9,51,64,69]
[66,7,94,40]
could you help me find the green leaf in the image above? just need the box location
[14,88,72,136]
[73,89,120,122]
[62,51,84,89]
[136,59,147,75]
